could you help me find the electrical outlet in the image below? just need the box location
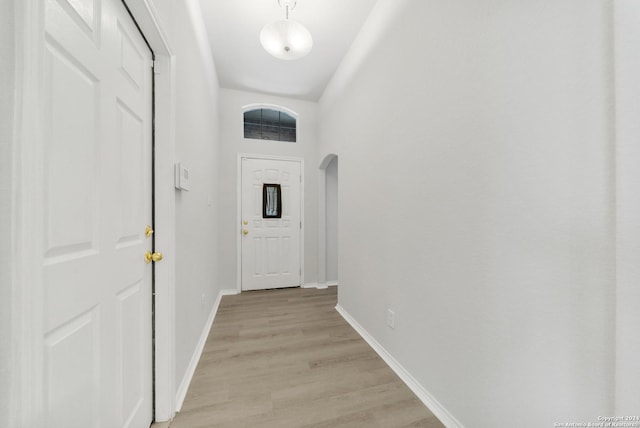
[387,309,395,329]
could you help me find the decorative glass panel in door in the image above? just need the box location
[263,183,282,218]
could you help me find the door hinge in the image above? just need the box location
[300,221,302,229]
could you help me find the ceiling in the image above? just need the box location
[198,0,379,101]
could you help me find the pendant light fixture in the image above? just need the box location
[260,0,313,60]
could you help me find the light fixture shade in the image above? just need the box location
[260,19,313,60]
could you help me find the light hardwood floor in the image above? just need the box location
[167,287,444,428]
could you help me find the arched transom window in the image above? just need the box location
[243,107,297,143]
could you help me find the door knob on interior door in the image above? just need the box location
[144,251,163,264]
[243,229,249,235]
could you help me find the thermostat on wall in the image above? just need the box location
[174,163,190,191]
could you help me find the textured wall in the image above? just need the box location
[150,0,223,399]
[217,88,319,289]
[318,0,615,425]
[614,0,640,415]
[0,0,15,425]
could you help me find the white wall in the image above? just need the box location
[319,0,615,426]
[218,88,318,288]
[326,157,338,282]
[149,0,222,400]
[614,0,640,414]
[0,0,15,425]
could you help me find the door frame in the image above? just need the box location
[237,154,305,293]
[11,0,177,424]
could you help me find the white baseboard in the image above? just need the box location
[302,282,321,289]
[303,282,336,289]
[335,305,464,428]
[174,288,238,411]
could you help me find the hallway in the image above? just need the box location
[5,1,640,426]
[169,288,443,427]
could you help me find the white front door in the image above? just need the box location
[42,0,153,426]
[241,158,303,291]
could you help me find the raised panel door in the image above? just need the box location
[241,158,302,291]
[42,0,153,426]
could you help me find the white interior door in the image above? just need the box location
[241,158,302,291]
[42,0,153,426]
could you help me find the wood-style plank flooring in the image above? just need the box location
[168,287,444,428]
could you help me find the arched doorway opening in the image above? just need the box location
[318,154,338,287]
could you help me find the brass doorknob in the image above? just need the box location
[145,225,154,238]
[243,220,248,225]
[242,229,249,235]
[144,251,163,264]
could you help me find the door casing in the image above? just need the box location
[237,154,305,293]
